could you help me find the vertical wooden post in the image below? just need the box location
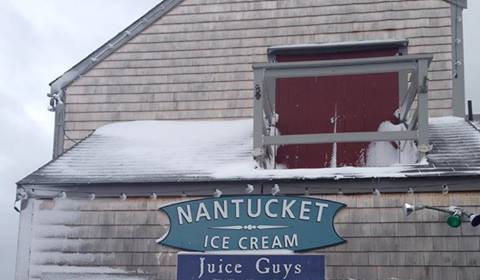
[398,70,408,108]
[416,59,430,157]
[15,198,34,280]
[253,68,265,167]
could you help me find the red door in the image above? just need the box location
[275,49,399,168]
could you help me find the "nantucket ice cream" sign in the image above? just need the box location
[157,195,345,251]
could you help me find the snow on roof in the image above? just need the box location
[428,116,480,168]
[19,117,480,186]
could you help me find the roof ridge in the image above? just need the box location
[49,0,184,91]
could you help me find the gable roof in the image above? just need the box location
[49,0,466,96]
[49,0,184,94]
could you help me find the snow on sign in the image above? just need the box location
[177,254,325,280]
[157,195,346,251]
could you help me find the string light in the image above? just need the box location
[271,184,280,196]
[120,193,127,201]
[442,185,449,195]
[407,188,414,195]
[11,180,474,211]
[304,187,310,196]
[59,191,67,200]
[213,189,222,198]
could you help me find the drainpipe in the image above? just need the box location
[51,91,65,159]
[49,71,77,159]
[451,0,467,117]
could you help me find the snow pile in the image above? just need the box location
[366,121,418,167]
[46,119,257,181]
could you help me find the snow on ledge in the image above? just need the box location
[429,116,465,124]
[92,120,418,180]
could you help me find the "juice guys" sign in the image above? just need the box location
[177,254,325,280]
[157,195,345,251]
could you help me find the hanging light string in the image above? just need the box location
[13,179,475,213]
[14,181,469,200]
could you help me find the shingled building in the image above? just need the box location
[16,1,480,279]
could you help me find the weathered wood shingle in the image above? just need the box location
[26,192,480,280]
[61,0,456,150]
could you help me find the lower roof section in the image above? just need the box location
[18,117,480,187]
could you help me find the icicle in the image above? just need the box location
[330,103,338,168]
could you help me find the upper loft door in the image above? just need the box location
[271,41,407,168]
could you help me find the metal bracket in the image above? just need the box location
[254,84,262,100]
[418,144,433,153]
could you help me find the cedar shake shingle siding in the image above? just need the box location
[25,193,480,280]
[17,2,478,280]
[62,0,455,150]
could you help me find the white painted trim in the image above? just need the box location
[15,199,34,280]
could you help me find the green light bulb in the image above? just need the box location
[447,214,462,228]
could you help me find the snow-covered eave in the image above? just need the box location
[17,163,419,187]
[17,165,480,186]
[16,171,480,201]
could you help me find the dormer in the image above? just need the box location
[253,40,433,169]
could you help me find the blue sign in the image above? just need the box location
[177,254,325,280]
[157,195,345,251]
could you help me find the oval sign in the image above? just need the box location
[157,195,346,252]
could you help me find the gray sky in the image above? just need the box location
[0,1,479,279]
[0,1,158,278]
[464,2,480,111]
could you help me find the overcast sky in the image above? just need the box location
[0,1,158,278]
[0,1,479,279]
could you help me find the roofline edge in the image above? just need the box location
[444,0,467,9]
[16,174,480,198]
[49,0,184,90]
